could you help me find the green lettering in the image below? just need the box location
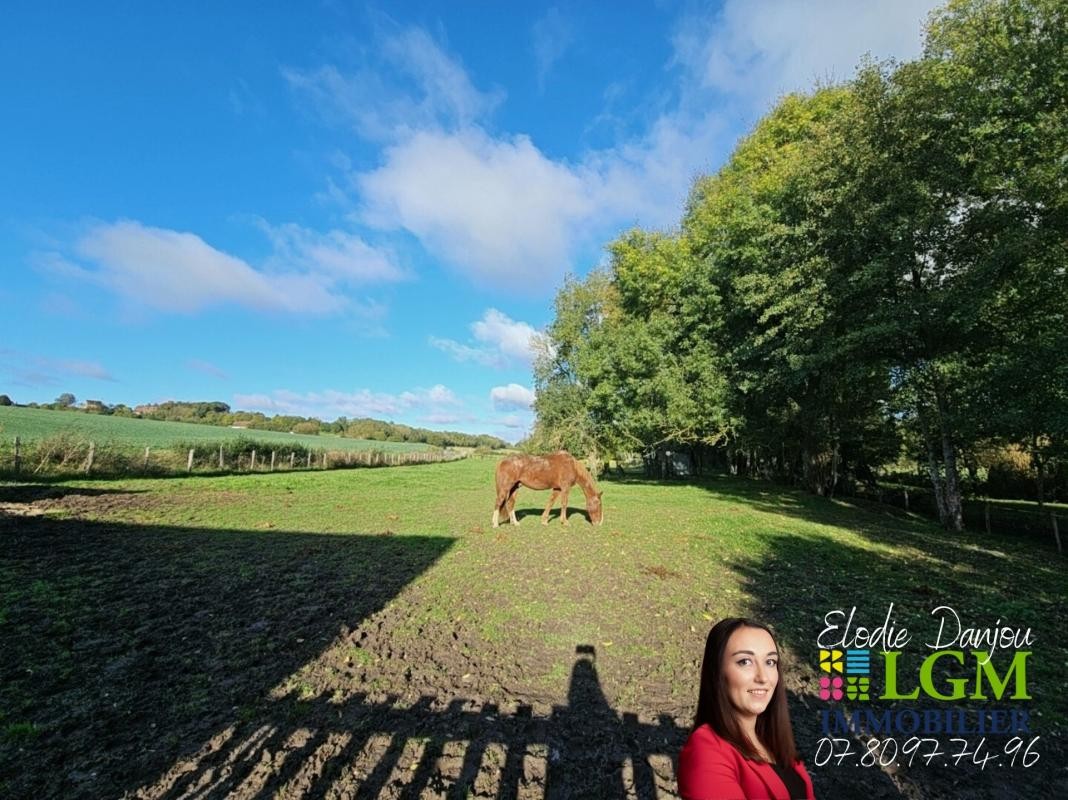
[970,650,1031,700]
[880,651,919,700]
[920,650,967,700]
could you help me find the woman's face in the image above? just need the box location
[721,626,779,720]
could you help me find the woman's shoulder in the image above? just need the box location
[681,724,742,759]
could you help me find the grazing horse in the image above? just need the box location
[493,451,604,528]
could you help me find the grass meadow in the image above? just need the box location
[1,456,1064,798]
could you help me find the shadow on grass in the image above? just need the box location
[0,482,148,503]
[0,513,453,798]
[1,510,682,798]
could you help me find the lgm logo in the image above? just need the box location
[818,604,1034,702]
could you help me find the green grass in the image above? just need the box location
[2,455,1065,799]
[14,457,1064,724]
[0,405,429,453]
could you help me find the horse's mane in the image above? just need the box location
[570,454,598,494]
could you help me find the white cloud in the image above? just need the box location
[532,8,574,90]
[672,0,937,111]
[359,128,592,290]
[289,25,724,290]
[258,222,408,284]
[431,309,541,368]
[234,383,460,420]
[284,27,503,141]
[42,219,405,316]
[472,309,540,362]
[490,383,536,410]
[428,336,503,368]
[295,7,935,292]
[73,220,344,314]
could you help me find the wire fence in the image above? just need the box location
[0,435,466,480]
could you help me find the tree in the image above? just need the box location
[0,394,12,406]
[54,393,75,408]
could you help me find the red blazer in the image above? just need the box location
[678,724,815,800]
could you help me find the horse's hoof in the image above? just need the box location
[541,520,548,526]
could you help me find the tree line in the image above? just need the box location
[11,396,509,450]
[529,0,1067,530]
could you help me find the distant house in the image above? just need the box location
[230,423,250,429]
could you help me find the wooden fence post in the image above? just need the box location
[187,448,195,472]
[984,501,991,535]
[86,442,95,475]
[1052,512,1063,556]
[251,450,256,471]
[306,452,312,469]
[219,445,224,470]
[144,446,150,472]
[13,436,20,475]
[270,451,276,472]
[903,488,909,512]
[290,452,295,469]
[323,452,328,469]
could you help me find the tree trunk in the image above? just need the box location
[921,424,949,527]
[935,392,964,532]
[1033,436,1045,511]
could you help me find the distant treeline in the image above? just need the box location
[6,395,508,450]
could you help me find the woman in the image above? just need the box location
[678,618,815,800]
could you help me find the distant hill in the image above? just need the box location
[0,405,430,453]
[6,397,509,449]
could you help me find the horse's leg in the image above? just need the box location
[559,485,572,526]
[507,485,520,526]
[504,482,521,527]
[493,485,509,528]
[541,489,560,525]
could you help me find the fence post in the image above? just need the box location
[251,450,256,471]
[290,452,295,469]
[144,446,150,472]
[219,444,224,470]
[984,501,991,535]
[86,442,95,475]
[306,452,312,469]
[903,488,909,512]
[1052,512,1063,555]
[13,436,20,475]
[323,452,328,469]
[270,451,276,472]
[187,448,195,472]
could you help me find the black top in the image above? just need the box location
[771,762,807,799]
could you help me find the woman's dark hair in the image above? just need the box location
[693,617,798,766]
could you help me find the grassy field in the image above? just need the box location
[1,457,1064,798]
[0,405,430,454]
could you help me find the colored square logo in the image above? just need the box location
[846,676,870,701]
[819,649,843,674]
[845,649,870,675]
[819,675,843,700]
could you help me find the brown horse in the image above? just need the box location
[493,451,603,527]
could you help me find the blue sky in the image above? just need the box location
[1,1,939,442]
